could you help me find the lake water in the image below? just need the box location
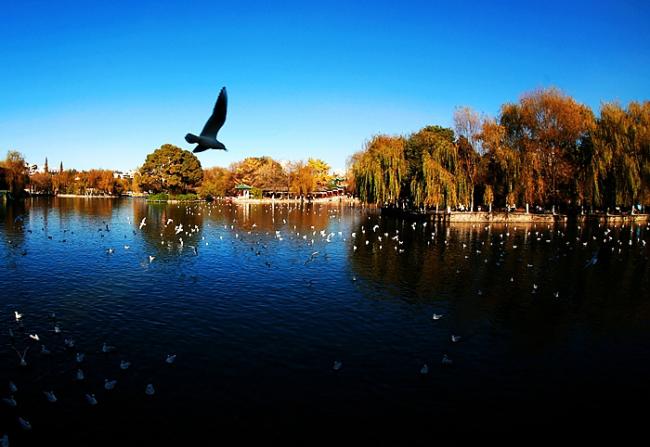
[1,197,649,444]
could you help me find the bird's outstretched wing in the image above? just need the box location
[200,87,227,138]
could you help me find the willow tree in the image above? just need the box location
[406,126,458,211]
[593,101,650,208]
[0,151,29,196]
[351,135,406,205]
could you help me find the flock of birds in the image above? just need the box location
[2,200,649,443]
[1,306,177,444]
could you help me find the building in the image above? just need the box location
[234,184,253,199]
[113,170,135,180]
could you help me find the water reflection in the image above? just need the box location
[347,216,650,351]
[0,198,649,443]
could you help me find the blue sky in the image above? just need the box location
[1,0,649,173]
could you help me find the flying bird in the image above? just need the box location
[185,87,228,152]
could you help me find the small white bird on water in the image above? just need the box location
[441,354,453,366]
[120,360,131,370]
[2,396,17,407]
[333,360,342,371]
[104,379,117,390]
[43,391,57,403]
[102,342,116,353]
[420,364,429,375]
[29,334,39,341]
[432,313,443,320]
[8,382,17,393]
[145,384,155,395]
[76,369,85,381]
[14,311,22,321]
[76,352,85,363]
[18,417,31,430]
[85,393,98,405]
[165,354,176,364]
[64,338,75,348]
[451,335,462,343]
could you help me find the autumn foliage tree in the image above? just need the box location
[288,161,316,196]
[350,87,650,212]
[197,166,231,199]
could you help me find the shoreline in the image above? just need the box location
[230,196,360,205]
[53,194,119,198]
[380,208,650,223]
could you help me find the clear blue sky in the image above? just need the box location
[1,0,649,173]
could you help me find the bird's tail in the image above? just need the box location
[185,133,200,144]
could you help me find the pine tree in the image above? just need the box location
[44,157,49,173]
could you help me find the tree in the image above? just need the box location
[288,161,315,197]
[30,172,53,194]
[229,156,286,192]
[592,101,650,208]
[406,126,458,211]
[499,88,594,208]
[483,185,494,212]
[44,157,49,174]
[197,166,232,199]
[255,157,286,191]
[351,135,406,205]
[479,119,520,207]
[454,107,483,210]
[0,151,29,196]
[138,144,203,194]
[307,158,331,189]
[456,136,480,210]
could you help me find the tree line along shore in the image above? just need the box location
[350,88,649,216]
[2,87,649,215]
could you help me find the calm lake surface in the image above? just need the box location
[1,197,649,444]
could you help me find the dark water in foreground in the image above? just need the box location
[0,197,649,445]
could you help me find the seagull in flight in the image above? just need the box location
[185,87,228,152]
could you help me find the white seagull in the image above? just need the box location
[18,417,31,430]
[2,396,17,407]
[43,391,57,403]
